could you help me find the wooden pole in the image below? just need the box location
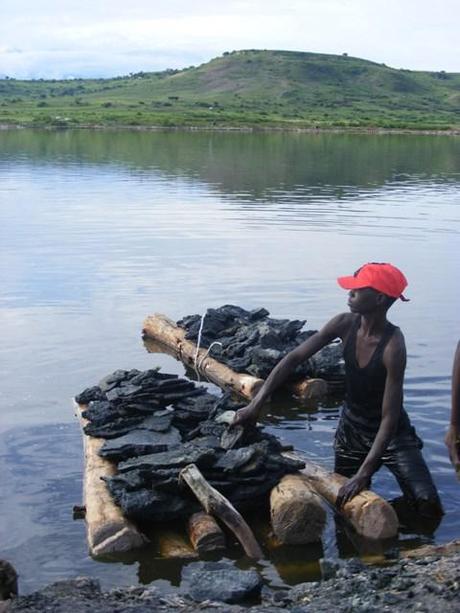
[142,313,328,401]
[74,402,148,556]
[188,512,226,554]
[270,474,327,544]
[179,464,263,560]
[283,453,399,540]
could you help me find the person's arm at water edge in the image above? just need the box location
[233,313,352,426]
[445,341,460,468]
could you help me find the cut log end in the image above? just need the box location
[284,452,400,541]
[288,378,329,401]
[270,474,327,544]
[92,526,147,557]
[343,495,399,540]
[188,512,226,554]
[158,531,198,559]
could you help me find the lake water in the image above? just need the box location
[1,129,459,593]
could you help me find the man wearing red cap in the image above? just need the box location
[445,341,460,470]
[234,262,442,518]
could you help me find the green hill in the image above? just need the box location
[1,50,459,130]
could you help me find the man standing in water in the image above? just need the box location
[234,262,442,517]
[445,341,460,470]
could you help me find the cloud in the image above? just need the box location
[0,0,459,78]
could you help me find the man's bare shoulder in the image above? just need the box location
[388,325,406,348]
[384,326,406,369]
[321,312,357,340]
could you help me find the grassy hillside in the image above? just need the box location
[1,50,459,130]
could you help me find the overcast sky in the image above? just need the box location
[1,0,459,79]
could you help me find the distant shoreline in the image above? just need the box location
[1,123,459,136]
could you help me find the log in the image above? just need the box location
[143,314,263,399]
[74,402,148,556]
[142,313,328,401]
[270,474,327,544]
[188,512,226,554]
[158,530,198,559]
[179,464,263,559]
[284,452,399,540]
[290,378,328,401]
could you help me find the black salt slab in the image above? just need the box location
[99,427,181,462]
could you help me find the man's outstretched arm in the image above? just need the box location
[336,330,406,507]
[445,341,460,468]
[233,312,350,426]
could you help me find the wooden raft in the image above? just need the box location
[74,402,147,556]
[142,313,328,401]
[284,453,399,540]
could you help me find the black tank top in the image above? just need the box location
[342,315,411,433]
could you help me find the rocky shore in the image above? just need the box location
[4,552,459,612]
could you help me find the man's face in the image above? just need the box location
[347,287,382,314]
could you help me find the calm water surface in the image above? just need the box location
[0,130,459,593]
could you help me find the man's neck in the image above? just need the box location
[359,311,388,337]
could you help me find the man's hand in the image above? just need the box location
[232,401,260,427]
[336,473,370,509]
[445,425,460,469]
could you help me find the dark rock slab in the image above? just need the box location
[103,469,148,492]
[74,386,105,405]
[117,443,217,474]
[220,425,245,450]
[83,415,146,439]
[214,445,259,472]
[110,484,194,521]
[140,409,174,432]
[99,427,181,462]
[98,369,138,393]
[81,400,116,425]
[181,560,262,604]
[177,304,345,382]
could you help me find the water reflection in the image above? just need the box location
[0,129,459,593]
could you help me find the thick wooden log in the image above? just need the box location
[188,512,226,554]
[270,474,327,544]
[142,313,327,401]
[284,453,399,540]
[179,464,263,559]
[290,378,328,401]
[143,314,263,399]
[158,530,198,559]
[74,402,148,556]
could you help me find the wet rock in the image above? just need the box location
[181,560,262,604]
[78,367,307,520]
[214,445,260,472]
[108,485,194,522]
[0,559,18,600]
[177,304,345,383]
[7,576,164,612]
[98,427,181,462]
[220,424,245,450]
[9,554,460,612]
[74,385,105,405]
[117,443,218,474]
[319,558,341,580]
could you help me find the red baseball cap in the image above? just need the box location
[337,262,409,300]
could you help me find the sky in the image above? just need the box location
[1,0,459,79]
